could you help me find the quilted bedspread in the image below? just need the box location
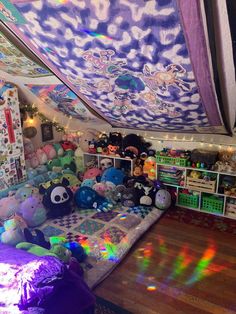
[37,205,163,288]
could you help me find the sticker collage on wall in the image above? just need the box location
[0,83,27,191]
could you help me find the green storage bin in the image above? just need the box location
[156,155,187,167]
[178,193,199,208]
[201,195,224,214]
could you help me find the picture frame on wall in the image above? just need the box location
[41,123,53,142]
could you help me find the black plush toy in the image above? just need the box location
[134,181,157,206]
[24,228,50,249]
[122,134,152,157]
[121,187,139,207]
[108,132,123,146]
[39,178,73,218]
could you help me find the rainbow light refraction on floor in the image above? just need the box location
[186,241,219,285]
[134,237,228,292]
[168,244,193,281]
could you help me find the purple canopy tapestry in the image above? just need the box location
[2,0,226,133]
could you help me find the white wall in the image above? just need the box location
[23,114,63,149]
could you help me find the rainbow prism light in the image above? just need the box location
[81,29,112,40]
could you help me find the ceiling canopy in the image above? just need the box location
[0,0,232,134]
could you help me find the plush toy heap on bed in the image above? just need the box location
[0,130,172,268]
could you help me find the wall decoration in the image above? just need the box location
[0,32,50,77]
[3,0,226,133]
[41,123,53,142]
[23,126,37,138]
[0,0,26,24]
[0,83,27,191]
[20,102,65,132]
[25,84,99,122]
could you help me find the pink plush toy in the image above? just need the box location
[36,148,48,165]
[28,153,40,168]
[0,195,20,220]
[83,167,102,180]
[24,138,39,168]
[42,144,57,160]
[24,138,35,156]
[18,195,47,227]
[93,182,107,196]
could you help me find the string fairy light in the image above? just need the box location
[20,103,65,132]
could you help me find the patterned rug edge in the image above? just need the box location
[164,206,236,235]
[95,295,132,314]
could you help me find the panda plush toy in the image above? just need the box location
[39,178,73,218]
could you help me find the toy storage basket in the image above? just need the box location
[156,155,187,167]
[225,202,236,218]
[178,193,199,208]
[201,195,224,214]
[186,177,216,193]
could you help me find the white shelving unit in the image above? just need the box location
[156,163,236,220]
[83,153,135,176]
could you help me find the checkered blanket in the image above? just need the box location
[38,205,163,288]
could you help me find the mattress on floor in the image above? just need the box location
[37,205,163,288]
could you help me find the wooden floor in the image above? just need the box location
[94,213,236,314]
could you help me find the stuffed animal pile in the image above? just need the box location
[0,130,173,251]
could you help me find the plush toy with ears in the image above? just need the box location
[39,178,73,218]
[79,129,100,152]
[24,228,50,249]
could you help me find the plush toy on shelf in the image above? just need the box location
[189,170,201,179]
[39,178,73,218]
[107,132,122,156]
[88,140,97,154]
[96,133,109,154]
[100,158,113,171]
[143,156,156,180]
[79,129,100,152]
[122,134,151,158]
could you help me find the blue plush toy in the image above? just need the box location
[81,179,96,188]
[15,185,39,202]
[39,178,73,218]
[74,186,107,210]
[63,242,87,263]
[100,167,125,186]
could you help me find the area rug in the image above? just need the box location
[37,205,163,288]
[164,206,236,235]
[95,296,132,314]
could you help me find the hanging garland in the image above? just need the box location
[20,103,65,132]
